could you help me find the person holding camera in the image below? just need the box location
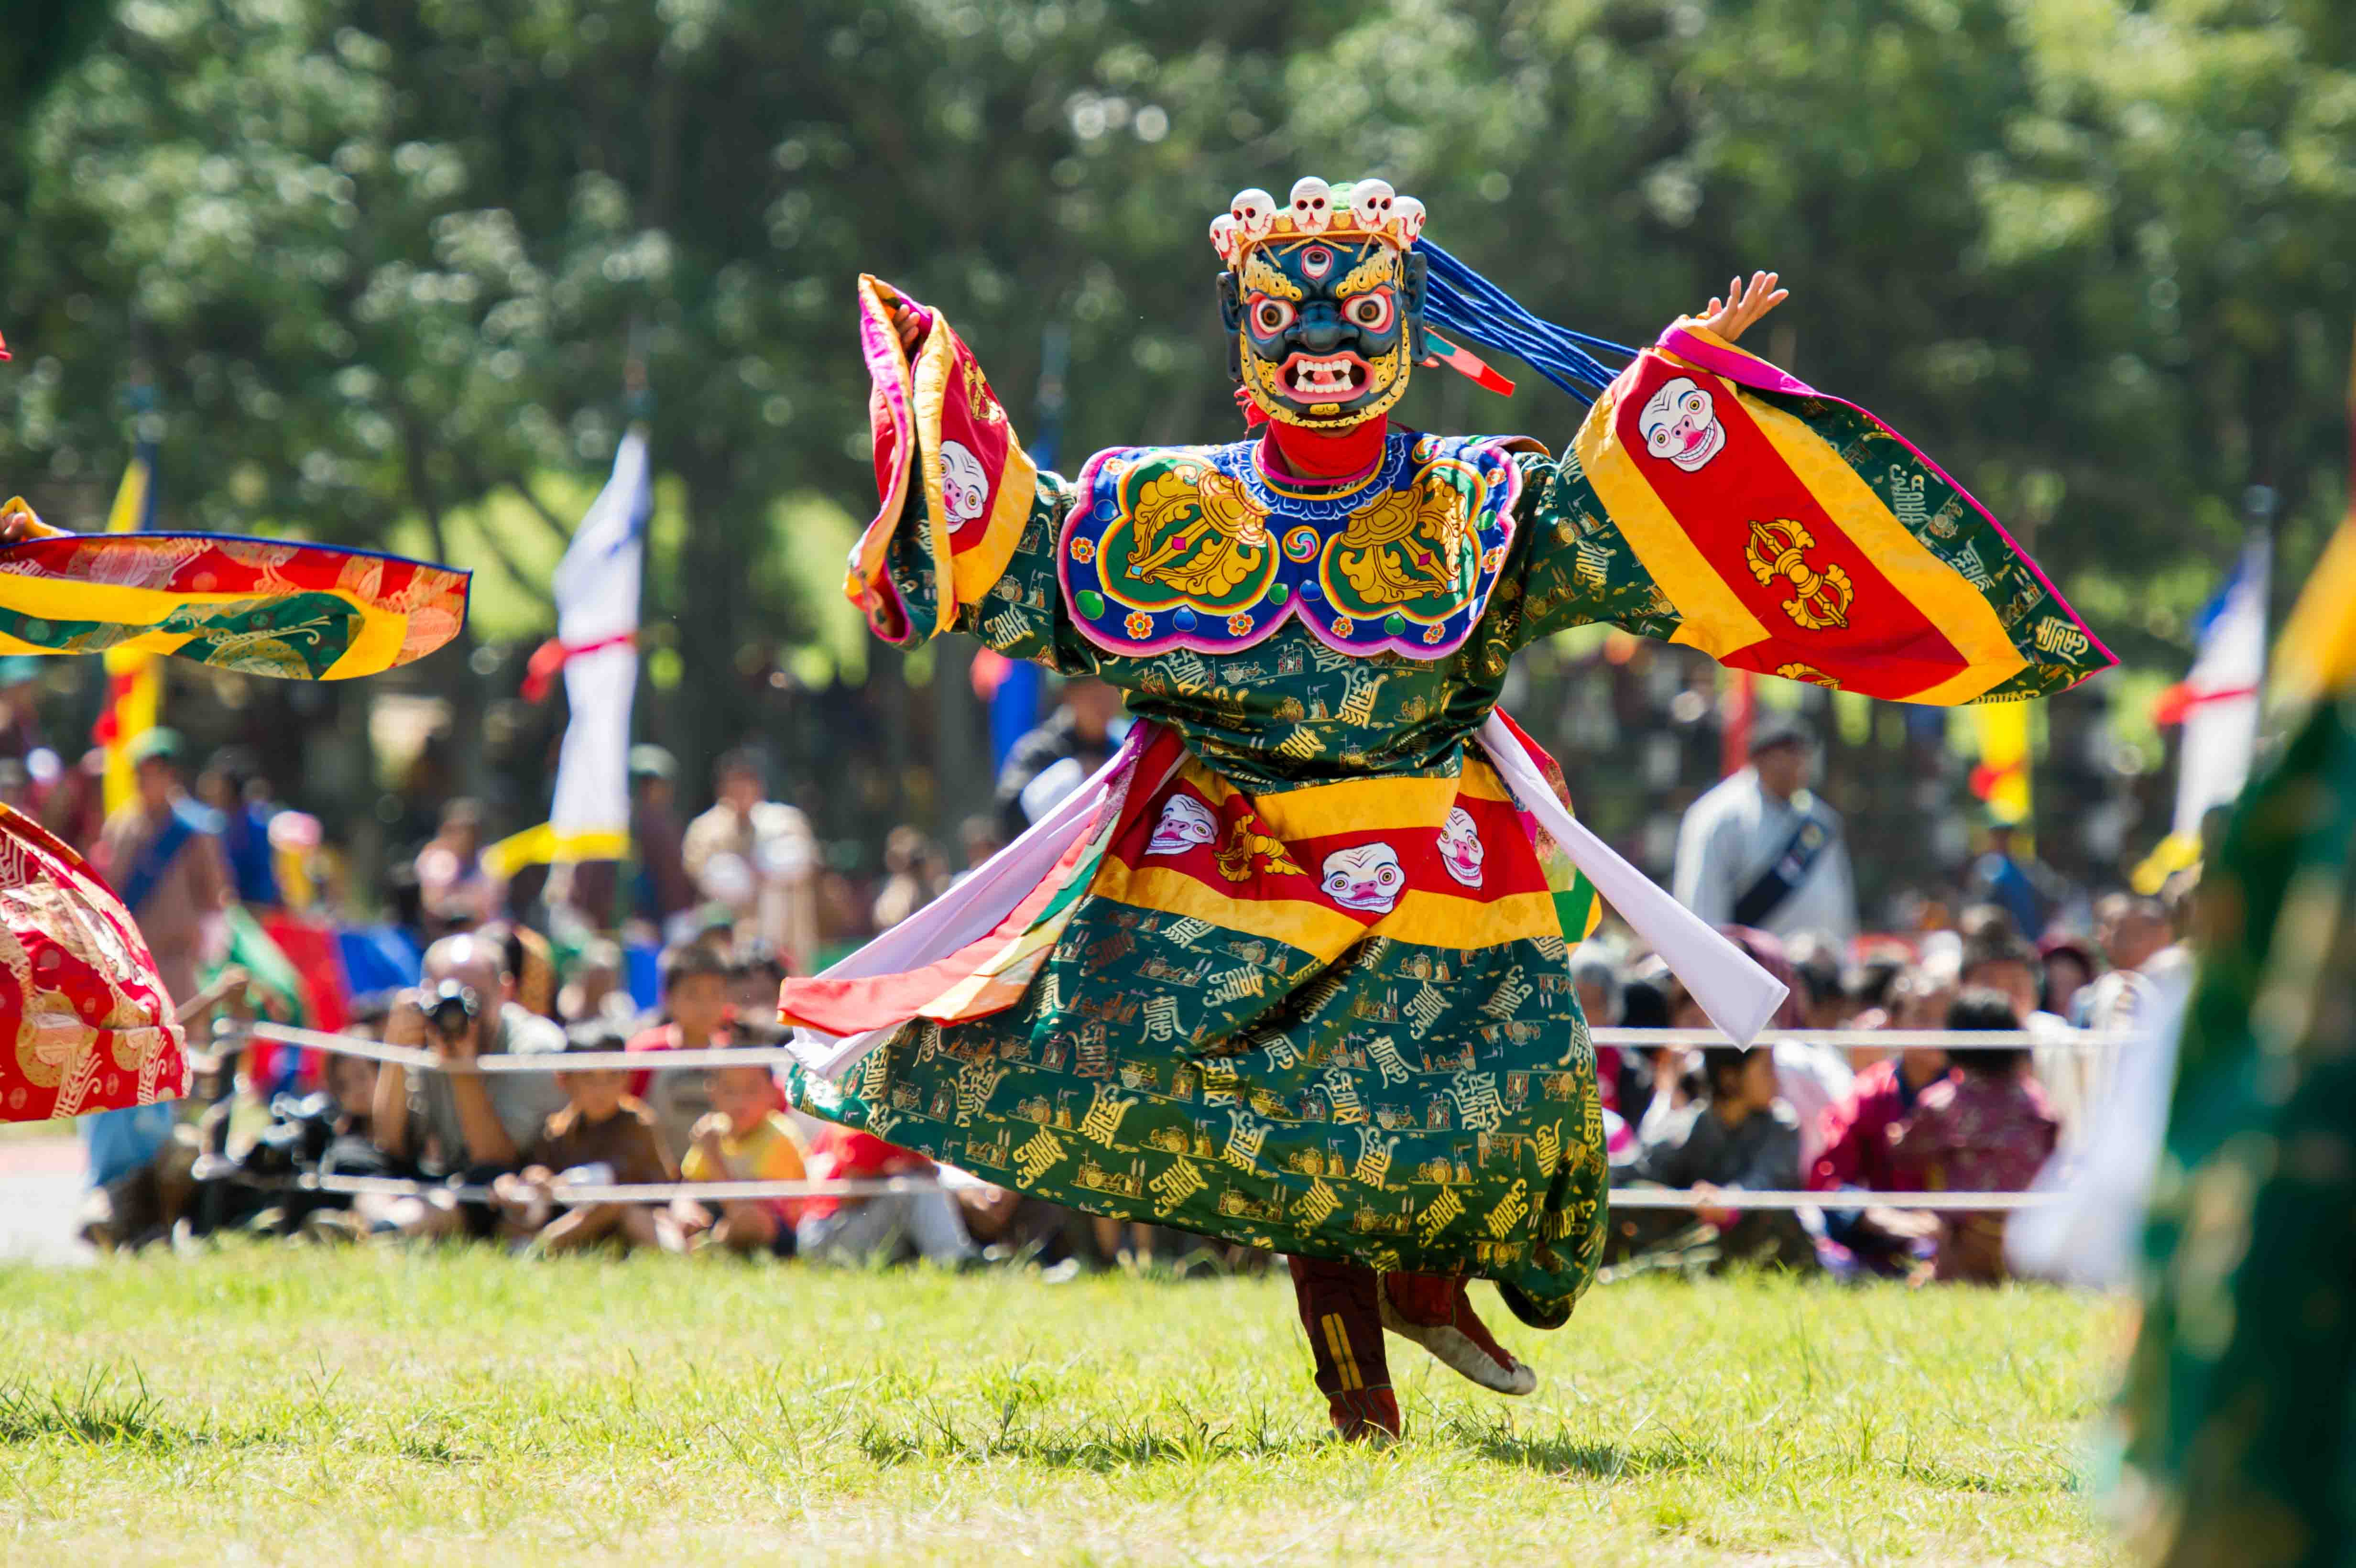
[367,932,566,1238]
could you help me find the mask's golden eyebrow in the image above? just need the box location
[1336,243,1400,298]
[1240,248,1302,302]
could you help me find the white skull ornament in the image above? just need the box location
[1349,178,1395,232]
[938,439,990,532]
[1321,842,1406,915]
[1392,195,1426,244]
[1229,188,1276,243]
[1208,212,1238,263]
[1145,795,1219,857]
[1288,175,1334,235]
[1436,806,1485,889]
[1638,376,1727,473]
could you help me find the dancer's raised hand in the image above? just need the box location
[1695,271,1788,345]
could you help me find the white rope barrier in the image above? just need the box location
[219,1024,2088,1217]
[296,1172,2055,1215]
[243,1021,2141,1073]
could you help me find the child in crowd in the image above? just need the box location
[1626,1042,1816,1270]
[1892,989,2061,1283]
[626,940,733,1161]
[727,949,788,1024]
[672,1064,807,1256]
[493,1022,678,1253]
[796,1122,975,1268]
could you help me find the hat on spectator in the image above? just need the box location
[127,727,186,767]
[1749,710,1815,756]
[627,744,677,783]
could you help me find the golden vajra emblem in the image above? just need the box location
[1744,518,1854,631]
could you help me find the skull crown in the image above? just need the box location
[1208,176,1425,263]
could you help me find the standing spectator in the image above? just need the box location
[365,933,568,1236]
[95,728,231,1004]
[1892,990,2061,1282]
[491,1023,678,1254]
[993,676,1125,839]
[626,941,734,1162]
[627,745,697,944]
[672,1064,808,1255]
[414,798,496,929]
[956,814,1006,878]
[1671,712,1857,947]
[796,1123,976,1268]
[683,748,818,972]
[871,826,948,930]
[1965,816,2065,942]
[86,732,233,1250]
[197,747,282,908]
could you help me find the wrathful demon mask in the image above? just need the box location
[1212,177,1429,431]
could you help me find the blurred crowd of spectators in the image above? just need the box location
[52,676,2194,1292]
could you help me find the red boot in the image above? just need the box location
[1287,1255,1403,1442]
[1379,1272,1538,1396]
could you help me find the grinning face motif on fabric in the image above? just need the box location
[1145,795,1218,856]
[1321,842,1406,915]
[1437,807,1485,888]
[938,439,990,531]
[1222,237,1425,431]
[1638,377,1725,472]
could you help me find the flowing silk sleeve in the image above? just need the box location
[845,276,1104,676]
[1503,323,2113,706]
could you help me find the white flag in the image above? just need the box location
[546,426,650,860]
[2166,538,2268,838]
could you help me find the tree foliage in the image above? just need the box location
[1,0,2350,844]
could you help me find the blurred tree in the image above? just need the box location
[1,0,2351,896]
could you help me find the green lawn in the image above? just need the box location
[0,1247,2128,1566]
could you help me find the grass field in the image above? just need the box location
[0,1246,2129,1566]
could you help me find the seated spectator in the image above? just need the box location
[190,1042,392,1239]
[1717,926,1854,1170]
[1624,1042,1815,1270]
[365,933,567,1239]
[1570,941,1625,1113]
[1782,932,1850,1033]
[1808,972,1957,1276]
[627,941,734,1162]
[1892,990,2060,1283]
[492,1023,679,1254]
[2036,934,2099,1023]
[728,949,788,1028]
[1611,960,1673,1129]
[796,1123,976,1268]
[1958,931,2046,1027]
[558,938,636,1029]
[671,1064,808,1256]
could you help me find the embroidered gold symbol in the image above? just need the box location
[1124,464,1269,598]
[962,358,1003,425]
[1212,814,1306,882]
[1775,662,1838,687]
[1745,519,1854,631]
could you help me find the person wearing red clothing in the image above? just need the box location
[795,1122,975,1267]
[1810,1018,1956,1275]
[1891,991,2060,1282]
